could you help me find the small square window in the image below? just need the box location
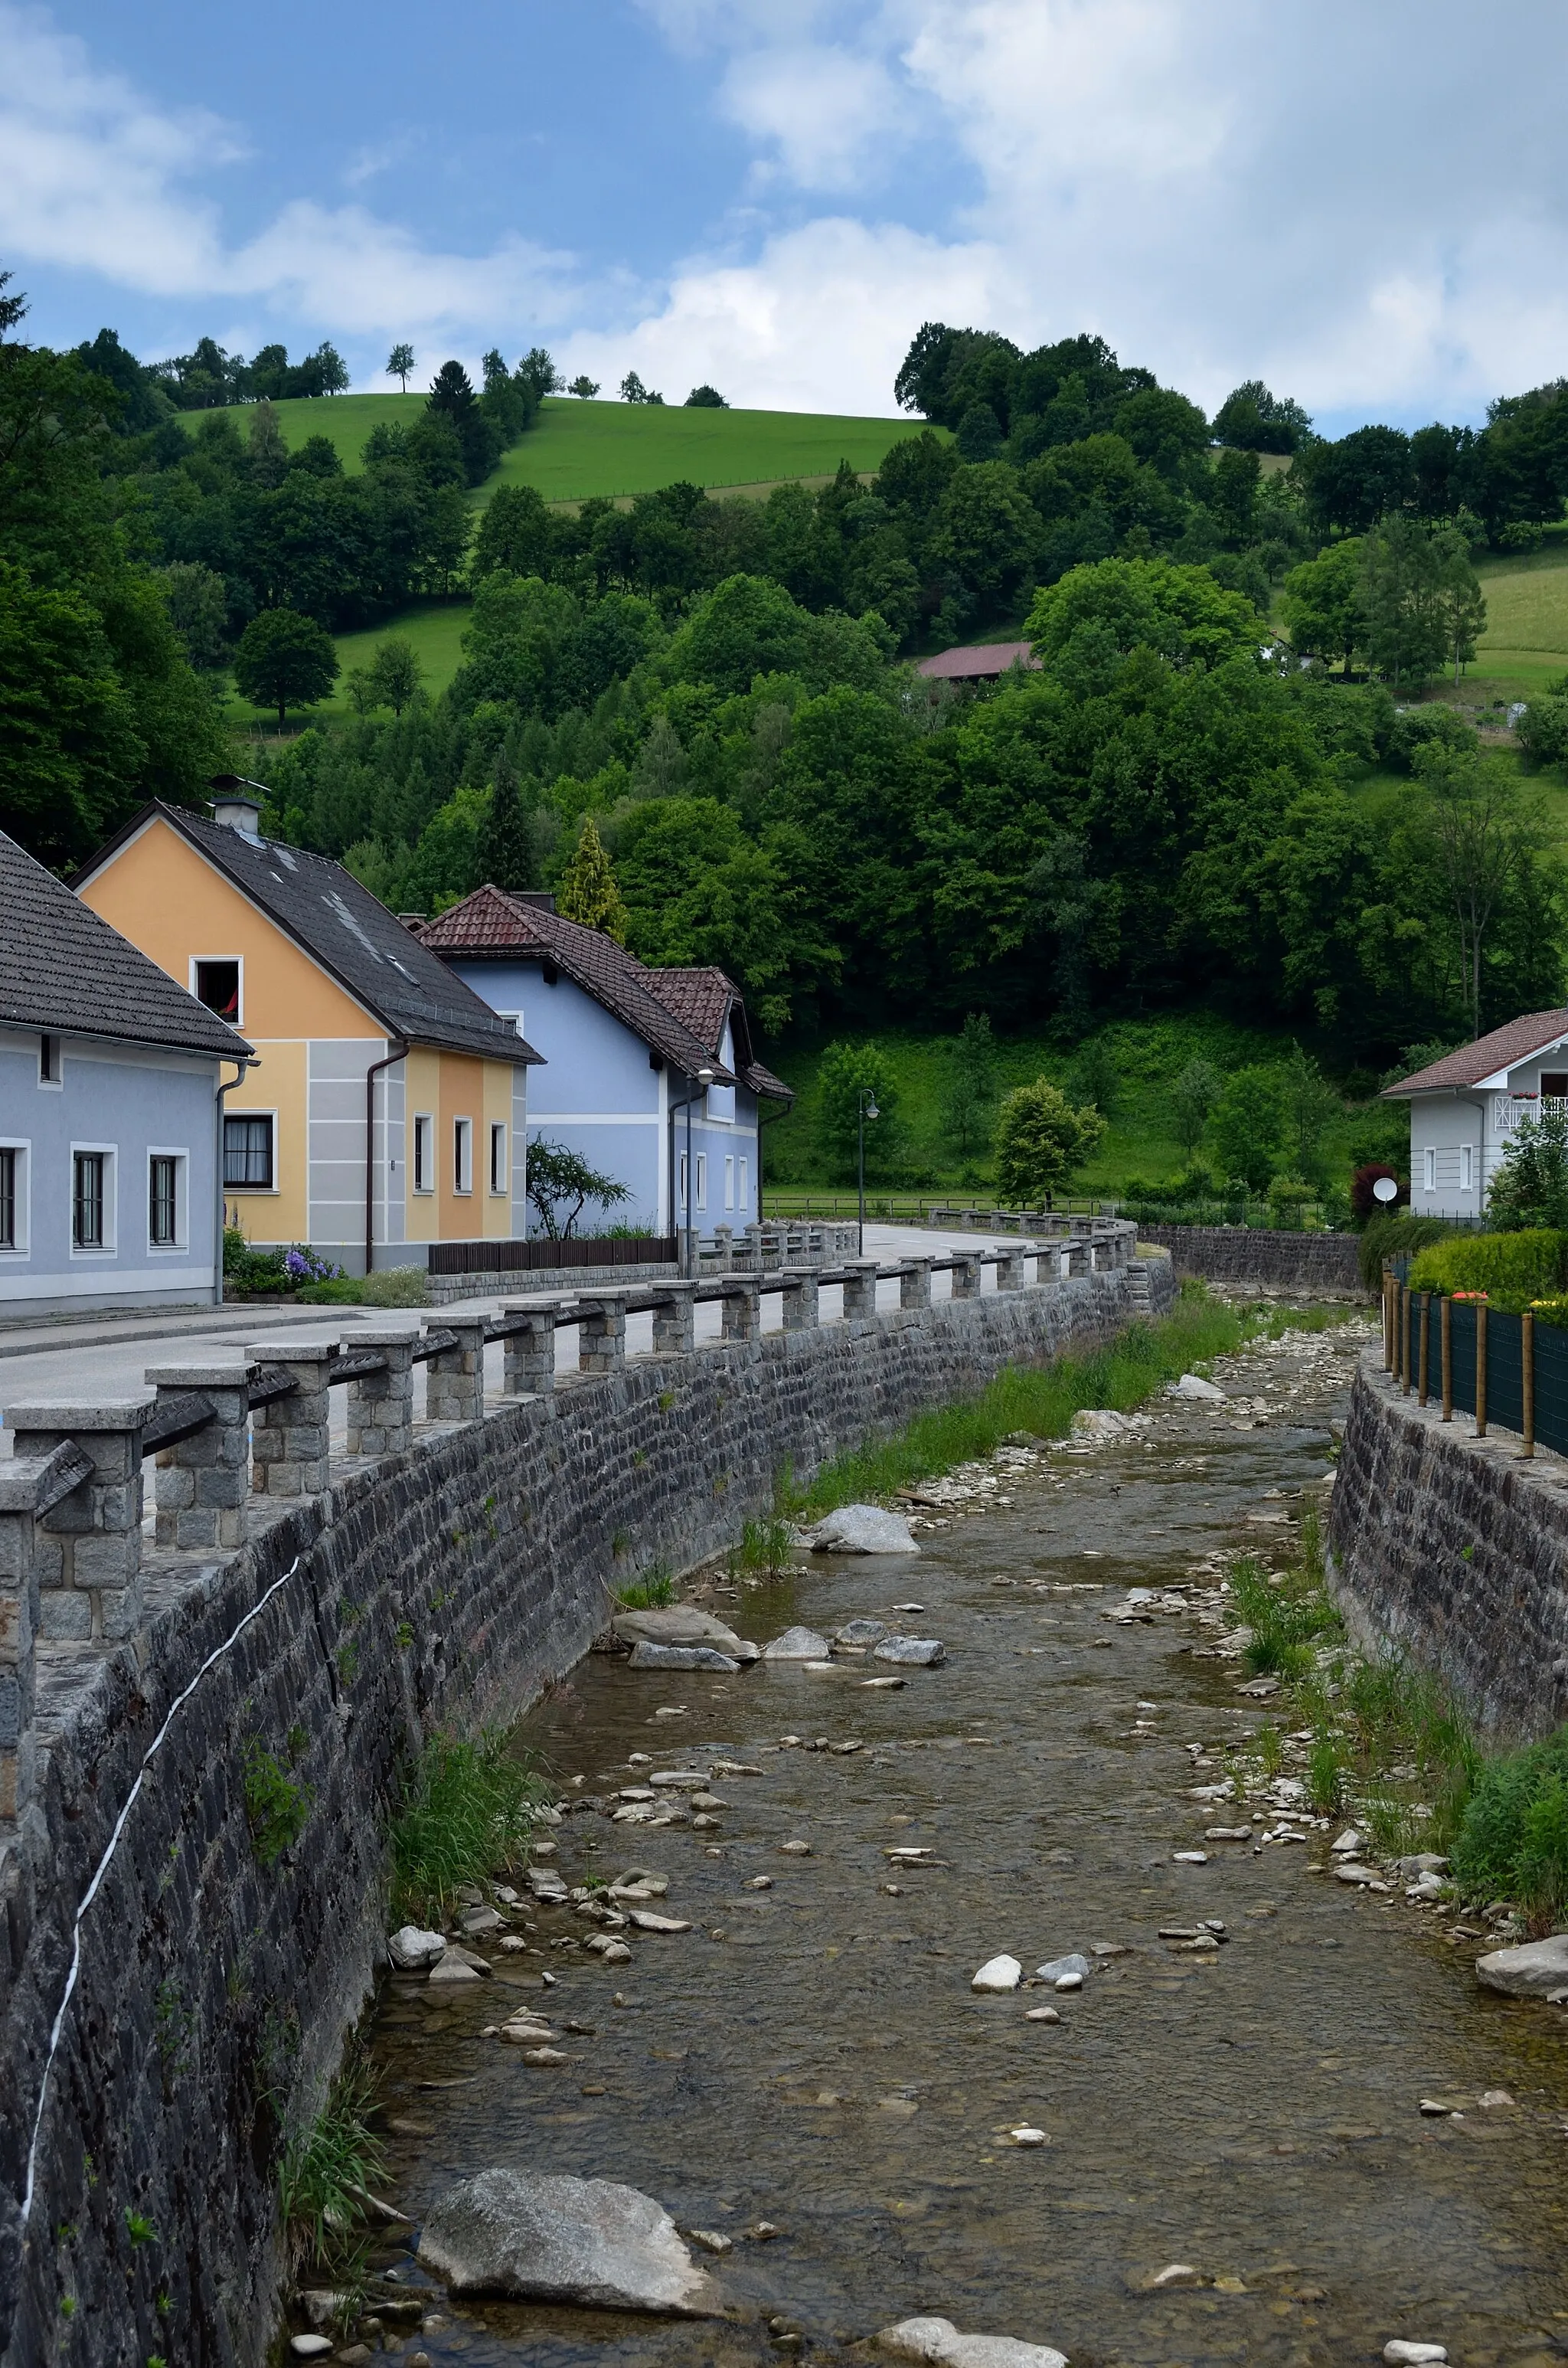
[194,960,240,1022]
[1542,1071,1568,1098]
[224,1114,274,1189]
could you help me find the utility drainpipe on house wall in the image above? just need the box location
[213,1056,254,1307]
[365,1042,407,1277]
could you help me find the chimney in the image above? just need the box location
[207,774,266,839]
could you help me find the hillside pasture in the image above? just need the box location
[188,391,926,507]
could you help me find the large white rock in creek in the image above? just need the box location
[613,1607,759,1663]
[626,1643,740,1672]
[808,1504,920,1555]
[876,2314,1068,2368]
[1165,1373,1227,1402]
[1382,2345,1448,2364]
[1069,1408,1133,1442]
[1475,1932,1568,2000]
[874,1636,947,1667]
[763,1626,835,1660]
[387,1925,446,1971]
[419,2168,719,2314]
[972,1954,1022,1992]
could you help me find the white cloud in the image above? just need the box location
[721,46,905,192]
[558,214,1017,414]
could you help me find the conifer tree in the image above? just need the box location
[479,758,535,890]
[556,816,629,942]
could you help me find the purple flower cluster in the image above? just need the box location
[283,1246,344,1284]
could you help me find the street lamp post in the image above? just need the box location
[856,1087,879,1256]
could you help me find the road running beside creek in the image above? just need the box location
[356,1311,1568,2368]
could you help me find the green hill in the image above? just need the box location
[202,391,927,508]
[1472,535,1568,689]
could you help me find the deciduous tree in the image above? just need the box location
[994,1078,1105,1209]
[232,607,339,726]
[387,342,414,392]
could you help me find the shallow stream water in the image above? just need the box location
[359,1316,1568,2368]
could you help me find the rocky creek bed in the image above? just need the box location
[338,1312,1568,2368]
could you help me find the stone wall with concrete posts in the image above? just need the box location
[1330,1343,1568,1737]
[0,1231,1171,2368]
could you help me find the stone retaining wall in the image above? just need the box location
[0,1254,1173,2368]
[1329,1343,1568,1737]
[1137,1224,1364,1295]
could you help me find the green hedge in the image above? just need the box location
[1407,1228,1568,1303]
[1357,1211,1452,1289]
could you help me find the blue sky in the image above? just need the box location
[5,1,1568,434]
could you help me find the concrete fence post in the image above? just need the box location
[145,1359,253,1549]
[900,1258,933,1312]
[779,1270,820,1333]
[425,1316,489,1426]
[995,1247,1025,1291]
[501,1300,562,1396]
[950,1254,982,1300]
[344,1326,418,1458]
[577,1290,628,1375]
[1067,1241,1093,1279]
[721,1278,761,1346]
[651,1282,697,1356]
[247,1335,338,1499]
[841,1261,881,1321]
[7,1399,150,1642]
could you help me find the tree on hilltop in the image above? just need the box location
[568,374,600,400]
[387,342,414,391]
[684,384,727,408]
[620,371,665,405]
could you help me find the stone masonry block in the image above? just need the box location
[950,1255,982,1300]
[246,1336,337,1498]
[651,1284,697,1356]
[900,1260,933,1311]
[577,1293,628,1375]
[425,1319,488,1426]
[37,1588,92,1643]
[779,1271,819,1333]
[501,1302,562,1396]
[995,1248,1025,1290]
[841,1261,880,1321]
[721,1281,761,1345]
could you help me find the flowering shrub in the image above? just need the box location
[283,1246,344,1286]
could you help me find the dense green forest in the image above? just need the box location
[5,274,1568,1150]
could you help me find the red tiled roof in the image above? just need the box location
[1382,1009,1568,1095]
[420,887,794,1102]
[915,640,1040,681]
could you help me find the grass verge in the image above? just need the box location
[792,1284,1345,1513]
[279,2052,387,2318]
[388,1730,550,1925]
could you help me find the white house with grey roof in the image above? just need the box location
[0,829,252,1316]
[1383,1007,1568,1218]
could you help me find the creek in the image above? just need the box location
[358,1311,1568,2368]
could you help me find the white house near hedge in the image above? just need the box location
[1384,1008,1568,1218]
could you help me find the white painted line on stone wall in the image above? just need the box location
[21,1545,311,2225]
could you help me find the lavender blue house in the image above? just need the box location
[0,829,252,1316]
[417,885,791,1238]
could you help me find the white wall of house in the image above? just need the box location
[1405,1032,1568,1217]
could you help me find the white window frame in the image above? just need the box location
[70,1141,116,1257]
[1461,1143,1474,1192]
[38,1034,62,1091]
[739,1154,749,1211]
[189,953,245,1029]
[146,1146,188,1253]
[678,1151,689,1214]
[223,1109,279,1195]
[695,1152,707,1213]
[489,1121,508,1195]
[495,1009,525,1039]
[1423,1146,1436,1194]
[454,1116,473,1196]
[0,1140,31,1255]
[724,1153,735,1211]
[413,1113,435,1195]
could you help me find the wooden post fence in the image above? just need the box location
[1441,1295,1452,1421]
[1476,1301,1488,1437]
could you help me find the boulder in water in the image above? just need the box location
[1475,1933,1568,1999]
[1165,1373,1227,1402]
[613,1607,758,1663]
[626,1643,739,1672]
[387,1925,446,1971]
[419,2167,718,2315]
[876,2314,1067,2367]
[807,1504,920,1555]
[874,1636,946,1667]
[763,1626,835,1660]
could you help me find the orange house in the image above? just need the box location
[74,783,541,1273]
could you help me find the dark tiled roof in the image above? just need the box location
[419,886,733,1081]
[1383,1010,1568,1095]
[77,808,540,1065]
[645,966,792,1102]
[915,640,1040,681]
[1,829,252,1061]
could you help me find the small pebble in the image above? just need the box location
[1025,2005,1061,2023]
[1010,2125,1049,2146]
[1383,2345,1447,2365]
[1054,1971,1083,1992]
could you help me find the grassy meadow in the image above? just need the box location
[761,1013,1401,1199]
[204,391,926,507]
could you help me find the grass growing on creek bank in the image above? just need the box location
[792,1284,1342,1514]
[1223,1495,1568,1932]
[388,1731,550,1925]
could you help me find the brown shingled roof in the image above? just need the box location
[915,640,1040,681]
[420,886,792,1101]
[1382,1009,1568,1095]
